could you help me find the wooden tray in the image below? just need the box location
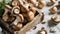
[14,12,43,34]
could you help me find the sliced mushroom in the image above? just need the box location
[50,7,57,14]
[38,0,46,9]
[29,6,36,15]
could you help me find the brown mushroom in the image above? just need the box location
[26,0,36,6]
[5,5,12,10]
[12,0,19,6]
[50,0,56,3]
[38,27,47,34]
[47,0,56,6]
[50,7,57,14]
[18,14,24,23]
[38,0,46,9]
[12,6,20,15]
[27,11,34,21]
[50,14,60,25]
[3,14,9,22]
[29,6,36,15]
[11,23,23,31]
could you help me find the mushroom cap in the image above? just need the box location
[38,0,46,8]
[40,31,45,34]
[27,11,34,21]
[13,9,20,14]
[29,6,36,14]
[50,7,57,14]
[51,14,60,23]
[18,14,24,23]
[50,0,56,3]
[12,0,18,6]
[12,23,23,31]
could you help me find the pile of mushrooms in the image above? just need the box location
[2,0,44,31]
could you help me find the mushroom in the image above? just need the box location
[3,14,9,22]
[0,0,3,2]
[50,28,56,33]
[18,14,24,23]
[27,11,34,21]
[29,6,36,15]
[3,5,12,22]
[3,5,12,16]
[11,23,23,31]
[38,0,46,9]
[5,5,12,10]
[12,0,19,6]
[50,7,57,14]
[26,0,37,6]
[49,14,60,25]
[38,27,47,34]
[12,6,20,15]
[47,0,56,6]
